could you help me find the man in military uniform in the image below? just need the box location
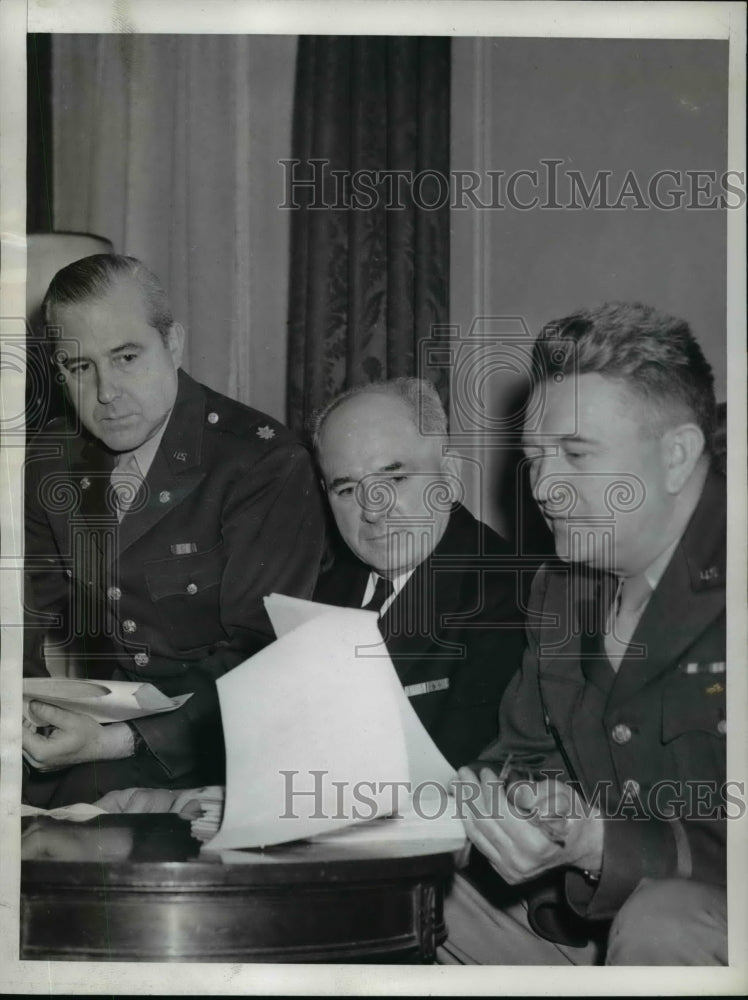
[442,302,727,965]
[23,254,326,806]
[312,378,526,768]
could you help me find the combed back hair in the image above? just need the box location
[531,301,717,448]
[42,254,175,340]
[310,377,448,454]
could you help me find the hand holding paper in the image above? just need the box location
[22,701,135,770]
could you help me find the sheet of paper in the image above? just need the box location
[264,591,359,638]
[266,595,456,789]
[309,793,466,851]
[23,678,193,723]
[207,607,412,850]
[20,802,108,822]
[213,795,467,864]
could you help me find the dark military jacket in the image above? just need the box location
[314,503,527,768]
[477,470,726,932]
[24,369,326,805]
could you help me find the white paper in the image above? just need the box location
[264,591,354,638]
[20,802,108,822]
[23,678,193,723]
[207,604,456,851]
[265,595,455,788]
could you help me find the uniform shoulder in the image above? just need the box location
[200,385,302,451]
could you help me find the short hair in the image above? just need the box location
[531,302,716,448]
[41,254,175,340]
[310,377,448,455]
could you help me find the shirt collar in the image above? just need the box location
[363,567,416,607]
[115,408,172,479]
[642,535,680,591]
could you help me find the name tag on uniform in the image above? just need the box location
[403,678,450,698]
[679,661,726,675]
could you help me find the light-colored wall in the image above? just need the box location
[450,37,729,535]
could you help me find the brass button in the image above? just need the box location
[122,619,137,634]
[107,586,122,601]
[611,723,632,745]
[207,411,219,424]
[134,652,150,667]
[159,491,171,504]
[186,582,198,595]
[623,779,641,797]
[717,719,726,736]
[80,477,91,490]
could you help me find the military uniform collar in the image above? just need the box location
[61,371,205,476]
[160,369,206,474]
[679,467,726,592]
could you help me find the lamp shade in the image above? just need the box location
[26,231,113,332]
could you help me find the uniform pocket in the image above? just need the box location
[662,669,726,742]
[145,545,225,601]
[661,670,726,787]
[144,545,227,651]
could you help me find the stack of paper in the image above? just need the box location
[204,594,465,853]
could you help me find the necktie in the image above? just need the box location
[110,453,142,522]
[364,575,395,616]
[604,573,653,671]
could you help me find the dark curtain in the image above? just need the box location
[287,36,451,436]
[27,34,53,232]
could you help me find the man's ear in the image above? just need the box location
[439,451,464,505]
[661,422,705,494]
[165,323,185,369]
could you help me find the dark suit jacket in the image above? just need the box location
[24,369,326,804]
[477,470,726,935]
[314,503,526,767]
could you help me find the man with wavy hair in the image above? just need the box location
[444,303,727,965]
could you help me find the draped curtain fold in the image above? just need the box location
[287,36,451,435]
[50,34,297,420]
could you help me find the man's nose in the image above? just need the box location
[96,367,122,404]
[530,454,564,505]
[359,497,387,524]
[357,479,395,524]
[529,455,551,503]
[531,461,577,515]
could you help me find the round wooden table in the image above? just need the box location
[21,814,457,963]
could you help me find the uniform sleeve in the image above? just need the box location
[475,567,564,772]
[430,571,528,768]
[131,441,326,778]
[566,787,727,921]
[217,440,327,652]
[23,447,68,677]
